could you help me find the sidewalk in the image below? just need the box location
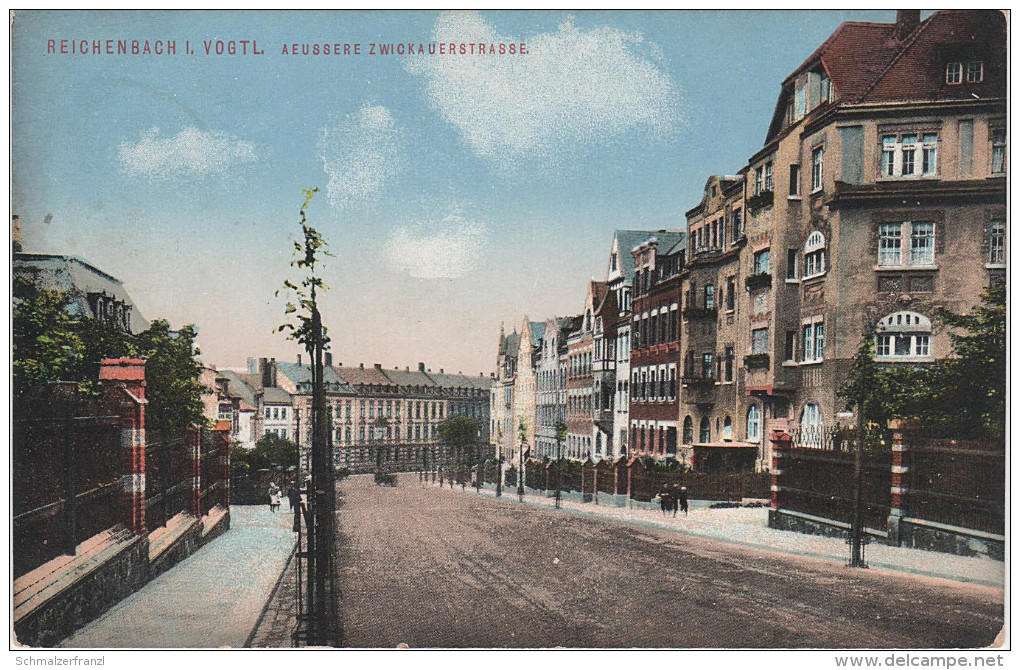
[433,481,1005,589]
[59,505,297,649]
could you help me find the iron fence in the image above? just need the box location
[144,431,194,532]
[13,390,123,578]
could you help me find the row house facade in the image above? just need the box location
[491,320,544,465]
[629,235,685,461]
[488,10,1004,475]
[565,281,604,460]
[236,355,493,470]
[536,316,578,460]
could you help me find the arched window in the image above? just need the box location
[723,416,733,441]
[746,405,762,442]
[875,311,932,360]
[683,416,694,444]
[803,231,826,278]
[800,402,823,448]
[699,417,711,443]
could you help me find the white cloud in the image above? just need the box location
[319,104,404,209]
[385,215,487,279]
[406,12,682,165]
[118,127,257,179]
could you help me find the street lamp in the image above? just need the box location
[554,421,567,509]
[518,417,527,503]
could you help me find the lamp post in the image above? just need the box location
[518,417,527,503]
[495,425,503,498]
[554,421,567,509]
[849,407,868,568]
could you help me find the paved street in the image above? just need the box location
[337,474,1003,649]
[60,506,296,649]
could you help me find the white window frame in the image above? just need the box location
[991,128,1006,175]
[803,231,826,279]
[801,317,825,363]
[946,61,962,85]
[966,59,984,83]
[764,161,773,192]
[811,146,824,192]
[746,405,762,443]
[988,220,1006,266]
[751,327,769,355]
[881,132,938,178]
[874,311,933,362]
[877,221,936,268]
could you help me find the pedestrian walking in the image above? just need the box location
[678,486,689,516]
[286,485,300,510]
[268,482,281,513]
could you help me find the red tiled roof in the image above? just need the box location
[859,11,1006,104]
[334,365,396,386]
[789,22,902,104]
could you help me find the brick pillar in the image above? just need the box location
[887,418,919,546]
[188,425,202,517]
[215,425,231,509]
[769,430,793,510]
[99,358,147,535]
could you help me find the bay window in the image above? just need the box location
[881,132,938,177]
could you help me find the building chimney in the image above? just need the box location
[418,362,425,372]
[440,368,444,374]
[259,357,270,387]
[374,363,382,370]
[325,352,333,367]
[297,354,302,365]
[359,363,364,369]
[895,10,920,40]
[405,366,410,372]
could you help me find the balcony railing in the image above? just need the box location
[744,353,771,370]
[745,273,772,290]
[682,306,717,320]
[681,373,716,388]
[746,190,774,212]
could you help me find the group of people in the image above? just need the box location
[268,481,304,513]
[657,483,689,518]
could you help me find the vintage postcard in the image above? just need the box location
[9,8,1007,664]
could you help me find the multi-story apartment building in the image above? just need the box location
[536,316,577,460]
[592,287,619,459]
[605,230,680,458]
[741,9,1005,462]
[492,319,544,465]
[629,235,685,460]
[565,281,604,460]
[424,367,493,447]
[683,175,762,472]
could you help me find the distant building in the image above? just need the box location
[13,253,148,333]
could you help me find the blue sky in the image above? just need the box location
[12,10,906,375]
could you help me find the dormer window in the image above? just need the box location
[966,59,984,83]
[946,62,962,84]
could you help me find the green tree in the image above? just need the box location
[135,320,206,433]
[839,284,1006,441]
[232,433,299,474]
[12,276,84,394]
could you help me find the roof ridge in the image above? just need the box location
[853,11,936,104]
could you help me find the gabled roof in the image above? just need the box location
[217,369,258,408]
[859,11,1006,104]
[275,361,354,394]
[426,370,493,391]
[612,230,685,283]
[766,11,1005,143]
[261,387,291,404]
[334,365,397,387]
[381,367,438,389]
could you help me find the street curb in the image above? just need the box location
[244,538,299,648]
[440,484,1005,590]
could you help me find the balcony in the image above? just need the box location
[743,353,771,370]
[681,373,716,388]
[746,190,774,212]
[682,306,717,321]
[745,273,772,290]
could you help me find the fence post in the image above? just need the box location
[189,425,202,517]
[218,427,231,509]
[769,430,792,510]
[887,418,918,547]
[99,358,147,536]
